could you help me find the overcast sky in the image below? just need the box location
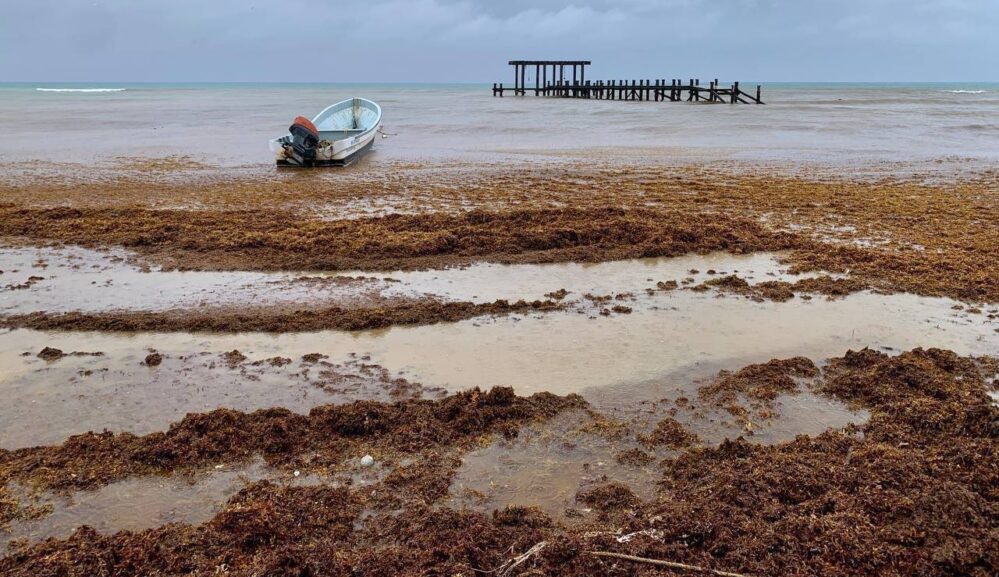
[2,0,997,82]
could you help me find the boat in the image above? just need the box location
[269,97,381,167]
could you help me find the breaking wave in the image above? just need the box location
[36,88,127,93]
[942,90,986,94]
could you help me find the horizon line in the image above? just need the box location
[5,80,999,86]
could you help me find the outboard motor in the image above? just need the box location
[284,116,320,166]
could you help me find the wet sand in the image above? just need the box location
[1,161,997,576]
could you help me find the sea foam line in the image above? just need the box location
[36,88,127,93]
[942,89,986,94]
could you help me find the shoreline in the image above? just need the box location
[1,159,997,576]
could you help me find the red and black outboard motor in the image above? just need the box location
[284,116,320,166]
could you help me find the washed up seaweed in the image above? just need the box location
[0,387,585,495]
[1,349,996,577]
[0,298,561,333]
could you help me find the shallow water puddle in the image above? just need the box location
[0,286,993,447]
[1,463,265,551]
[0,251,994,546]
[449,410,661,519]
[0,458,388,552]
[449,384,869,520]
[0,349,436,449]
[0,244,796,313]
[0,245,394,314]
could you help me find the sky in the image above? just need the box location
[1,0,997,82]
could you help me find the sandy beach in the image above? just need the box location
[1,142,997,577]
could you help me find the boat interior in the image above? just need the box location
[316,129,367,141]
[314,98,380,134]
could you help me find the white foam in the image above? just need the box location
[942,90,986,94]
[36,88,126,93]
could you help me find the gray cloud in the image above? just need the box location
[1,0,996,81]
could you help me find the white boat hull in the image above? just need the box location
[269,97,381,167]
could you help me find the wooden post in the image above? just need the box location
[499,83,503,97]
[572,65,578,97]
[535,64,540,95]
[731,82,738,104]
[756,85,762,104]
[542,66,547,95]
[520,65,526,95]
[580,65,585,90]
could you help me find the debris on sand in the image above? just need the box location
[638,418,699,449]
[576,482,640,512]
[34,348,104,362]
[3,276,44,291]
[36,347,65,361]
[0,298,563,333]
[142,352,163,366]
[691,274,870,302]
[0,205,800,274]
[698,357,819,418]
[222,350,247,368]
[614,448,654,467]
[545,288,570,300]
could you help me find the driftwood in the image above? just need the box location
[589,551,750,577]
[474,541,549,577]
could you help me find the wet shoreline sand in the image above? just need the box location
[1,160,997,576]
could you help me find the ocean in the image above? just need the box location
[0,82,997,172]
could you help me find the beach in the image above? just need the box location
[1,84,997,576]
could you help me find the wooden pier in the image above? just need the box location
[493,60,763,104]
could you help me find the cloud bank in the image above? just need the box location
[1,0,996,81]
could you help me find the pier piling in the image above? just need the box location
[495,60,763,104]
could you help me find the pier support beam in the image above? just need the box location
[496,60,763,104]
